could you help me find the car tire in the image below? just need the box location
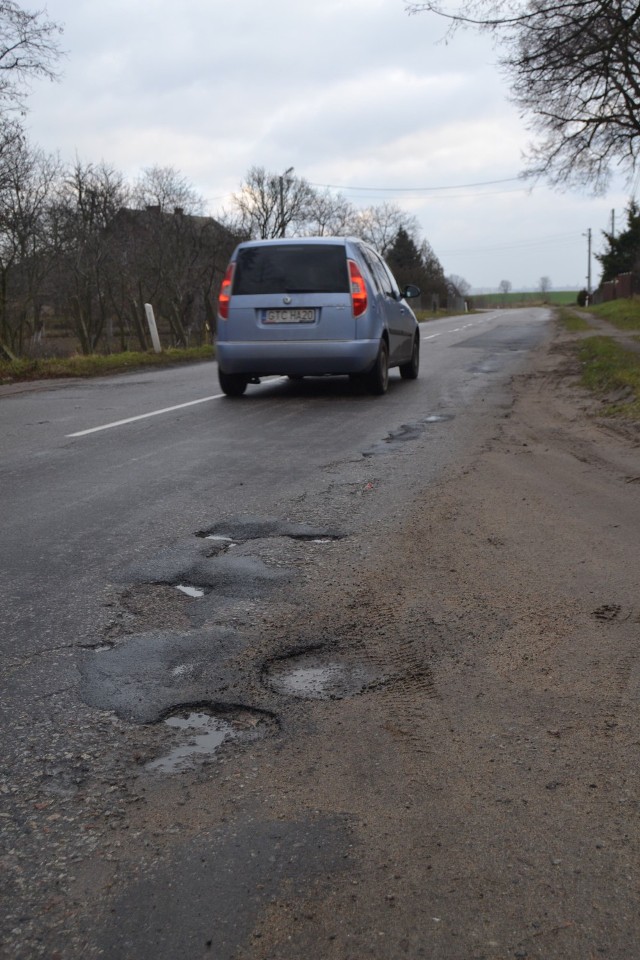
[399,334,419,380]
[218,370,248,397]
[365,339,389,395]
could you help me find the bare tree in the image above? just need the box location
[53,160,129,354]
[108,198,237,350]
[228,168,426,254]
[539,275,551,296]
[351,202,421,257]
[448,273,472,298]
[0,135,62,354]
[498,279,512,295]
[230,166,316,239]
[131,165,205,216]
[0,1,63,110]
[304,188,355,237]
[406,0,640,191]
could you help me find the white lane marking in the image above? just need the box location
[67,394,225,437]
[422,317,492,343]
[66,376,288,438]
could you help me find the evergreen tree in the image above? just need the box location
[386,226,423,290]
[597,202,640,282]
[386,227,450,307]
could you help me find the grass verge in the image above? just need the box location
[0,346,214,384]
[588,298,640,331]
[578,336,640,417]
[557,307,591,332]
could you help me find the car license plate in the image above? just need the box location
[264,308,315,323]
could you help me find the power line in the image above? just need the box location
[334,186,527,202]
[308,176,523,193]
[439,231,581,256]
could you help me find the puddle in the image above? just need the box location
[204,535,238,549]
[265,654,379,700]
[147,709,271,774]
[310,538,333,544]
[175,584,206,598]
[424,414,454,423]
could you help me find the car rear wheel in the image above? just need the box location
[399,334,419,380]
[218,370,248,397]
[365,339,389,395]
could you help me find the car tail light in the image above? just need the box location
[348,259,368,317]
[218,262,235,319]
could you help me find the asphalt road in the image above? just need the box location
[0,308,551,959]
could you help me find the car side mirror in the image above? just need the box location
[402,284,421,299]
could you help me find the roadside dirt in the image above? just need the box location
[225,324,640,959]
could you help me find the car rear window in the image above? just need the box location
[233,244,350,295]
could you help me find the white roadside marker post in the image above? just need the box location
[144,303,162,353]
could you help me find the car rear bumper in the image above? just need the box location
[216,339,380,376]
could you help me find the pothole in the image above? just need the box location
[202,535,239,554]
[195,518,344,543]
[147,706,275,774]
[362,416,454,457]
[264,653,380,700]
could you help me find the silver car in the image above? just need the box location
[215,237,420,396]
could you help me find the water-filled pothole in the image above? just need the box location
[203,535,239,551]
[265,654,379,700]
[175,584,206,599]
[195,519,344,543]
[147,707,274,774]
[424,414,454,423]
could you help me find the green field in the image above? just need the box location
[473,290,579,308]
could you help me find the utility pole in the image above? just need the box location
[585,227,592,300]
[278,166,294,238]
[611,208,615,237]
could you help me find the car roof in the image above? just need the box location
[235,236,360,250]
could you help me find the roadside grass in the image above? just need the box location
[578,336,640,417]
[557,307,591,332]
[415,308,472,322]
[0,346,214,384]
[588,298,640,331]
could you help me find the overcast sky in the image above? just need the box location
[26,0,633,290]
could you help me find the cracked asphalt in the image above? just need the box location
[3,308,639,959]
